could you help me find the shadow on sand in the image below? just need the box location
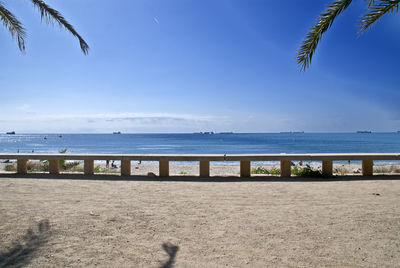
[159,243,179,268]
[0,173,399,183]
[0,220,51,268]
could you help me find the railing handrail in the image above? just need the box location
[0,153,400,161]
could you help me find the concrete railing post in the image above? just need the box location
[280,160,291,177]
[240,160,251,177]
[159,161,169,177]
[49,160,60,174]
[362,160,373,176]
[84,160,94,175]
[200,161,210,177]
[121,160,131,176]
[322,160,333,177]
[17,159,27,174]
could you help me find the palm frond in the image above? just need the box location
[367,0,376,8]
[360,0,400,32]
[297,0,353,71]
[0,3,26,52]
[30,0,89,54]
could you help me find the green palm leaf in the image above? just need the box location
[360,0,400,32]
[30,0,89,54]
[0,3,26,52]
[297,0,353,71]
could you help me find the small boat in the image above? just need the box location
[357,131,372,133]
[6,131,15,135]
[113,131,121,134]
[59,135,63,138]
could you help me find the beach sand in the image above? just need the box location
[0,175,399,267]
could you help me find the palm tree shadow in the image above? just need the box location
[0,219,51,268]
[159,242,179,268]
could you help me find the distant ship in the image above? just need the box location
[357,131,372,133]
[197,131,215,135]
[6,131,15,135]
[280,131,304,134]
[113,131,122,134]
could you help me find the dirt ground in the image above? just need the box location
[0,175,399,267]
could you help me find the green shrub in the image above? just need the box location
[63,161,80,171]
[5,164,16,172]
[269,167,281,175]
[76,167,84,172]
[58,148,67,170]
[41,160,49,171]
[93,165,114,173]
[252,166,268,174]
[56,148,81,171]
[59,148,68,154]
[94,165,101,173]
[373,166,387,173]
[251,166,281,175]
[292,164,323,177]
[25,160,48,172]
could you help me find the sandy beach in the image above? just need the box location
[0,175,399,267]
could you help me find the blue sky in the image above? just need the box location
[1,0,399,133]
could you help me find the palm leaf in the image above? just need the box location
[360,0,400,32]
[297,0,353,71]
[367,0,376,8]
[30,0,89,54]
[0,3,26,52]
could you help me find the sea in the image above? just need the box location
[1,133,400,165]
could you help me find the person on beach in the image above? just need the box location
[111,161,117,169]
[106,160,109,168]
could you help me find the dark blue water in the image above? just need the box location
[1,133,400,154]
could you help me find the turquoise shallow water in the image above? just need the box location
[1,133,399,165]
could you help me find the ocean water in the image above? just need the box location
[1,133,400,165]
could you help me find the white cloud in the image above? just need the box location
[0,112,229,133]
[17,104,31,112]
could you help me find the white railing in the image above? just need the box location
[0,153,399,177]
